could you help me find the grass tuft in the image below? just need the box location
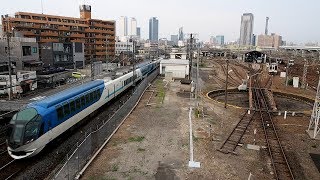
[128,136,145,142]
[137,148,146,152]
[111,164,119,172]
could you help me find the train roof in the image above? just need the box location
[32,80,104,108]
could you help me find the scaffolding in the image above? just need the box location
[307,76,320,139]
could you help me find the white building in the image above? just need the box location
[131,17,137,36]
[0,71,37,95]
[118,16,128,37]
[115,41,133,55]
[160,59,189,79]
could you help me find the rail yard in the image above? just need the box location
[80,56,320,180]
[0,52,318,180]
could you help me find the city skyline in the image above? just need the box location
[1,0,319,44]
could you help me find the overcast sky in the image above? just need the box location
[1,0,319,44]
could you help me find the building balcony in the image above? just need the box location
[70,33,85,38]
[84,28,108,33]
[39,38,59,43]
[92,23,114,29]
[58,26,70,31]
[95,40,105,45]
[40,31,59,36]
[71,39,85,43]
[95,34,106,39]
[22,31,36,36]
[95,51,106,56]
[95,46,106,50]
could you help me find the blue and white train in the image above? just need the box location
[7,61,159,159]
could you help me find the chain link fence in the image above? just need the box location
[51,68,159,179]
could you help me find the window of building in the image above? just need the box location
[22,46,32,56]
[32,47,37,53]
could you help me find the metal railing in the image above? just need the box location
[51,68,159,180]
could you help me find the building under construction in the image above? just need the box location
[1,5,115,64]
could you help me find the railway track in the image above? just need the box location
[230,66,245,84]
[252,76,294,180]
[218,70,294,179]
[216,62,241,87]
[218,111,256,154]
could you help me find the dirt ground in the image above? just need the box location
[81,58,320,180]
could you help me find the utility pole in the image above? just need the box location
[224,59,229,108]
[196,43,200,104]
[91,43,95,80]
[6,17,13,100]
[189,34,193,80]
[132,40,136,87]
[106,38,109,72]
[302,59,308,89]
[285,60,290,86]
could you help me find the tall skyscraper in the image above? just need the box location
[118,16,128,37]
[171,35,178,45]
[216,35,225,46]
[149,17,158,42]
[178,27,184,41]
[239,13,254,46]
[137,27,141,38]
[131,17,137,36]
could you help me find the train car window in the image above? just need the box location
[70,100,75,113]
[85,94,90,103]
[96,89,100,98]
[63,103,70,116]
[90,92,94,102]
[81,96,85,107]
[48,120,52,130]
[57,107,64,120]
[76,98,81,109]
[93,90,98,99]
[39,122,44,136]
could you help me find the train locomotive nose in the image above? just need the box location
[8,146,44,159]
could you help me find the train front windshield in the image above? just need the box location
[8,108,42,148]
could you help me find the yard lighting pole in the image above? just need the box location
[6,17,13,100]
[285,60,290,86]
[224,59,229,108]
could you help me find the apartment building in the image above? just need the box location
[257,33,283,49]
[1,5,115,64]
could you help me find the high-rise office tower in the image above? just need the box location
[118,16,128,37]
[239,13,254,46]
[171,35,178,45]
[137,27,141,38]
[131,17,137,36]
[216,35,225,46]
[178,27,184,41]
[149,17,158,42]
